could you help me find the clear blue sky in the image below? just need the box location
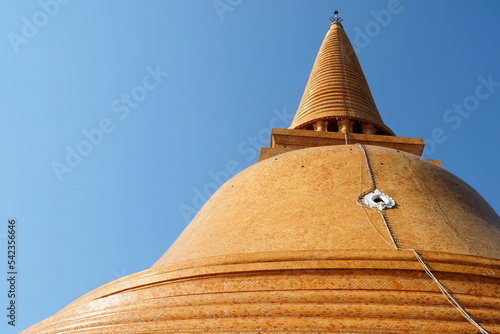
[1,0,499,331]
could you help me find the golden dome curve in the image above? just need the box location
[155,145,500,266]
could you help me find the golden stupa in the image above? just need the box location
[24,11,499,334]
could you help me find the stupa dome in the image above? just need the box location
[23,145,500,333]
[156,145,500,266]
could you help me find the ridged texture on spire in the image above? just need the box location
[290,21,394,135]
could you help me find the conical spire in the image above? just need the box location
[290,12,394,136]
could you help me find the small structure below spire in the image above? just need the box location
[330,10,343,24]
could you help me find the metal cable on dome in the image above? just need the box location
[356,143,400,250]
[410,249,490,334]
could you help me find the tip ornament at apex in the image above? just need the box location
[331,9,343,24]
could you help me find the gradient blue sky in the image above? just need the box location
[1,0,499,331]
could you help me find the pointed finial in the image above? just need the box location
[330,10,343,24]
